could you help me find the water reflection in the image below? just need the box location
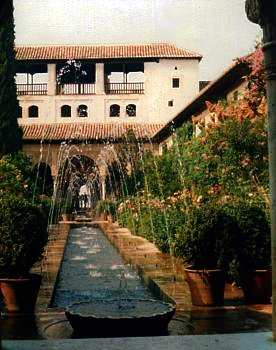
[52,226,154,308]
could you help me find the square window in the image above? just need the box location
[172,78,180,88]
[168,100,173,107]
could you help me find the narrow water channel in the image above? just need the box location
[52,225,155,308]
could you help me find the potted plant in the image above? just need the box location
[0,194,48,313]
[174,202,237,306]
[96,199,118,222]
[225,201,271,304]
[61,204,73,221]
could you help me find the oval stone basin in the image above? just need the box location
[65,298,176,337]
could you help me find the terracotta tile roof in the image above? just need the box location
[21,123,164,142]
[16,43,202,61]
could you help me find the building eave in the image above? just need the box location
[21,122,164,143]
[15,43,202,62]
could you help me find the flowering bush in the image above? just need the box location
[116,48,270,274]
[0,152,35,200]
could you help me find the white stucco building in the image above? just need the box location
[15,43,202,200]
[16,43,201,126]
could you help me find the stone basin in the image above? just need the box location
[65,298,176,337]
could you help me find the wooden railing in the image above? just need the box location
[16,82,143,95]
[105,82,144,94]
[17,83,48,95]
[56,83,96,95]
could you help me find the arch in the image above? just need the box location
[28,105,39,118]
[61,105,71,118]
[33,162,53,196]
[56,154,100,211]
[77,104,88,117]
[126,104,136,117]
[110,104,120,117]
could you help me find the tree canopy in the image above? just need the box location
[0,0,22,157]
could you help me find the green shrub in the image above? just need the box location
[96,199,118,219]
[173,203,238,270]
[117,207,139,235]
[222,201,271,279]
[0,195,48,277]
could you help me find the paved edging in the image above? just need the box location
[99,222,192,310]
[31,223,71,309]
[3,332,274,350]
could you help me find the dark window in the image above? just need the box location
[28,105,39,118]
[126,104,136,117]
[172,78,180,88]
[110,104,120,117]
[61,105,71,118]
[18,106,22,118]
[77,104,88,117]
[168,100,173,107]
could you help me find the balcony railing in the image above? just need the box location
[105,82,144,94]
[17,83,48,95]
[56,83,96,95]
[16,82,144,95]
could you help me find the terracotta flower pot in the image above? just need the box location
[184,268,225,306]
[61,213,72,221]
[240,269,272,304]
[0,274,42,313]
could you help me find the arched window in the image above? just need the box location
[61,105,71,118]
[110,104,120,117]
[28,105,39,118]
[126,104,136,117]
[18,106,22,118]
[77,104,88,117]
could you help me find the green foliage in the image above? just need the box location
[0,152,55,210]
[96,199,118,219]
[141,121,195,198]
[0,152,47,203]
[222,201,271,279]
[0,195,48,277]
[114,50,270,278]
[0,1,22,156]
[206,117,268,201]
[144,151,183,197]
[118,203,171,251]
[117,207,138,235]
[173,203,237,270]
[117,195,187,253]
[175,120,194,142]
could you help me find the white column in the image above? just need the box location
[96,63,105,94]
[47,64,56,96]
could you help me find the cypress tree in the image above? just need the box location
[0,0,22,157]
